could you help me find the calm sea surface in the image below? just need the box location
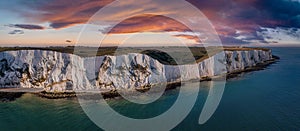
[1,47,300,130]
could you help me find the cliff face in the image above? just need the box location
[0,49,272,91]
[0,50,90,91]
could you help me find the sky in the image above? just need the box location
[0,0,299,47]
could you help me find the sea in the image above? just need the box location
[0,47,300,130]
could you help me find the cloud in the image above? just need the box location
[50,22,80,29]
[188,0,300,43]
[9,24,45,30]
[22,0,114,29]
[8,30,24,35]
[105,14,206,43]
[257,27,300,44]
[254,0,300,28]
[219,35,250,45]
[173,34,201,43]
[107,14,190,33]
[5,0,300,44]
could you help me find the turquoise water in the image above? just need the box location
[1,47,300,130]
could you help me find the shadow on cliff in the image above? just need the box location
[0,52,28,102]
[0,52,30,88]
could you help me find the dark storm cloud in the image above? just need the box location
[255,0,300,27]
[187,0,300,42]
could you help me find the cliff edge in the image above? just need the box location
[0,47,276,92]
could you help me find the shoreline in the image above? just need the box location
[0,55,279,101]
[226,55,279,79]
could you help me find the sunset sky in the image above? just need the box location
[0,0,299,46]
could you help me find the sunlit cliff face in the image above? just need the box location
[0,49,272,91]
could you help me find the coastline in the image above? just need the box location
[0,55,279,101]
[226,55,279,79]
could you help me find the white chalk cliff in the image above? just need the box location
[0,49,272,92]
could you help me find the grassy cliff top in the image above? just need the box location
[0,46,270,65]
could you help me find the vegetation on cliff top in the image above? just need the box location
[0,46,270,65]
